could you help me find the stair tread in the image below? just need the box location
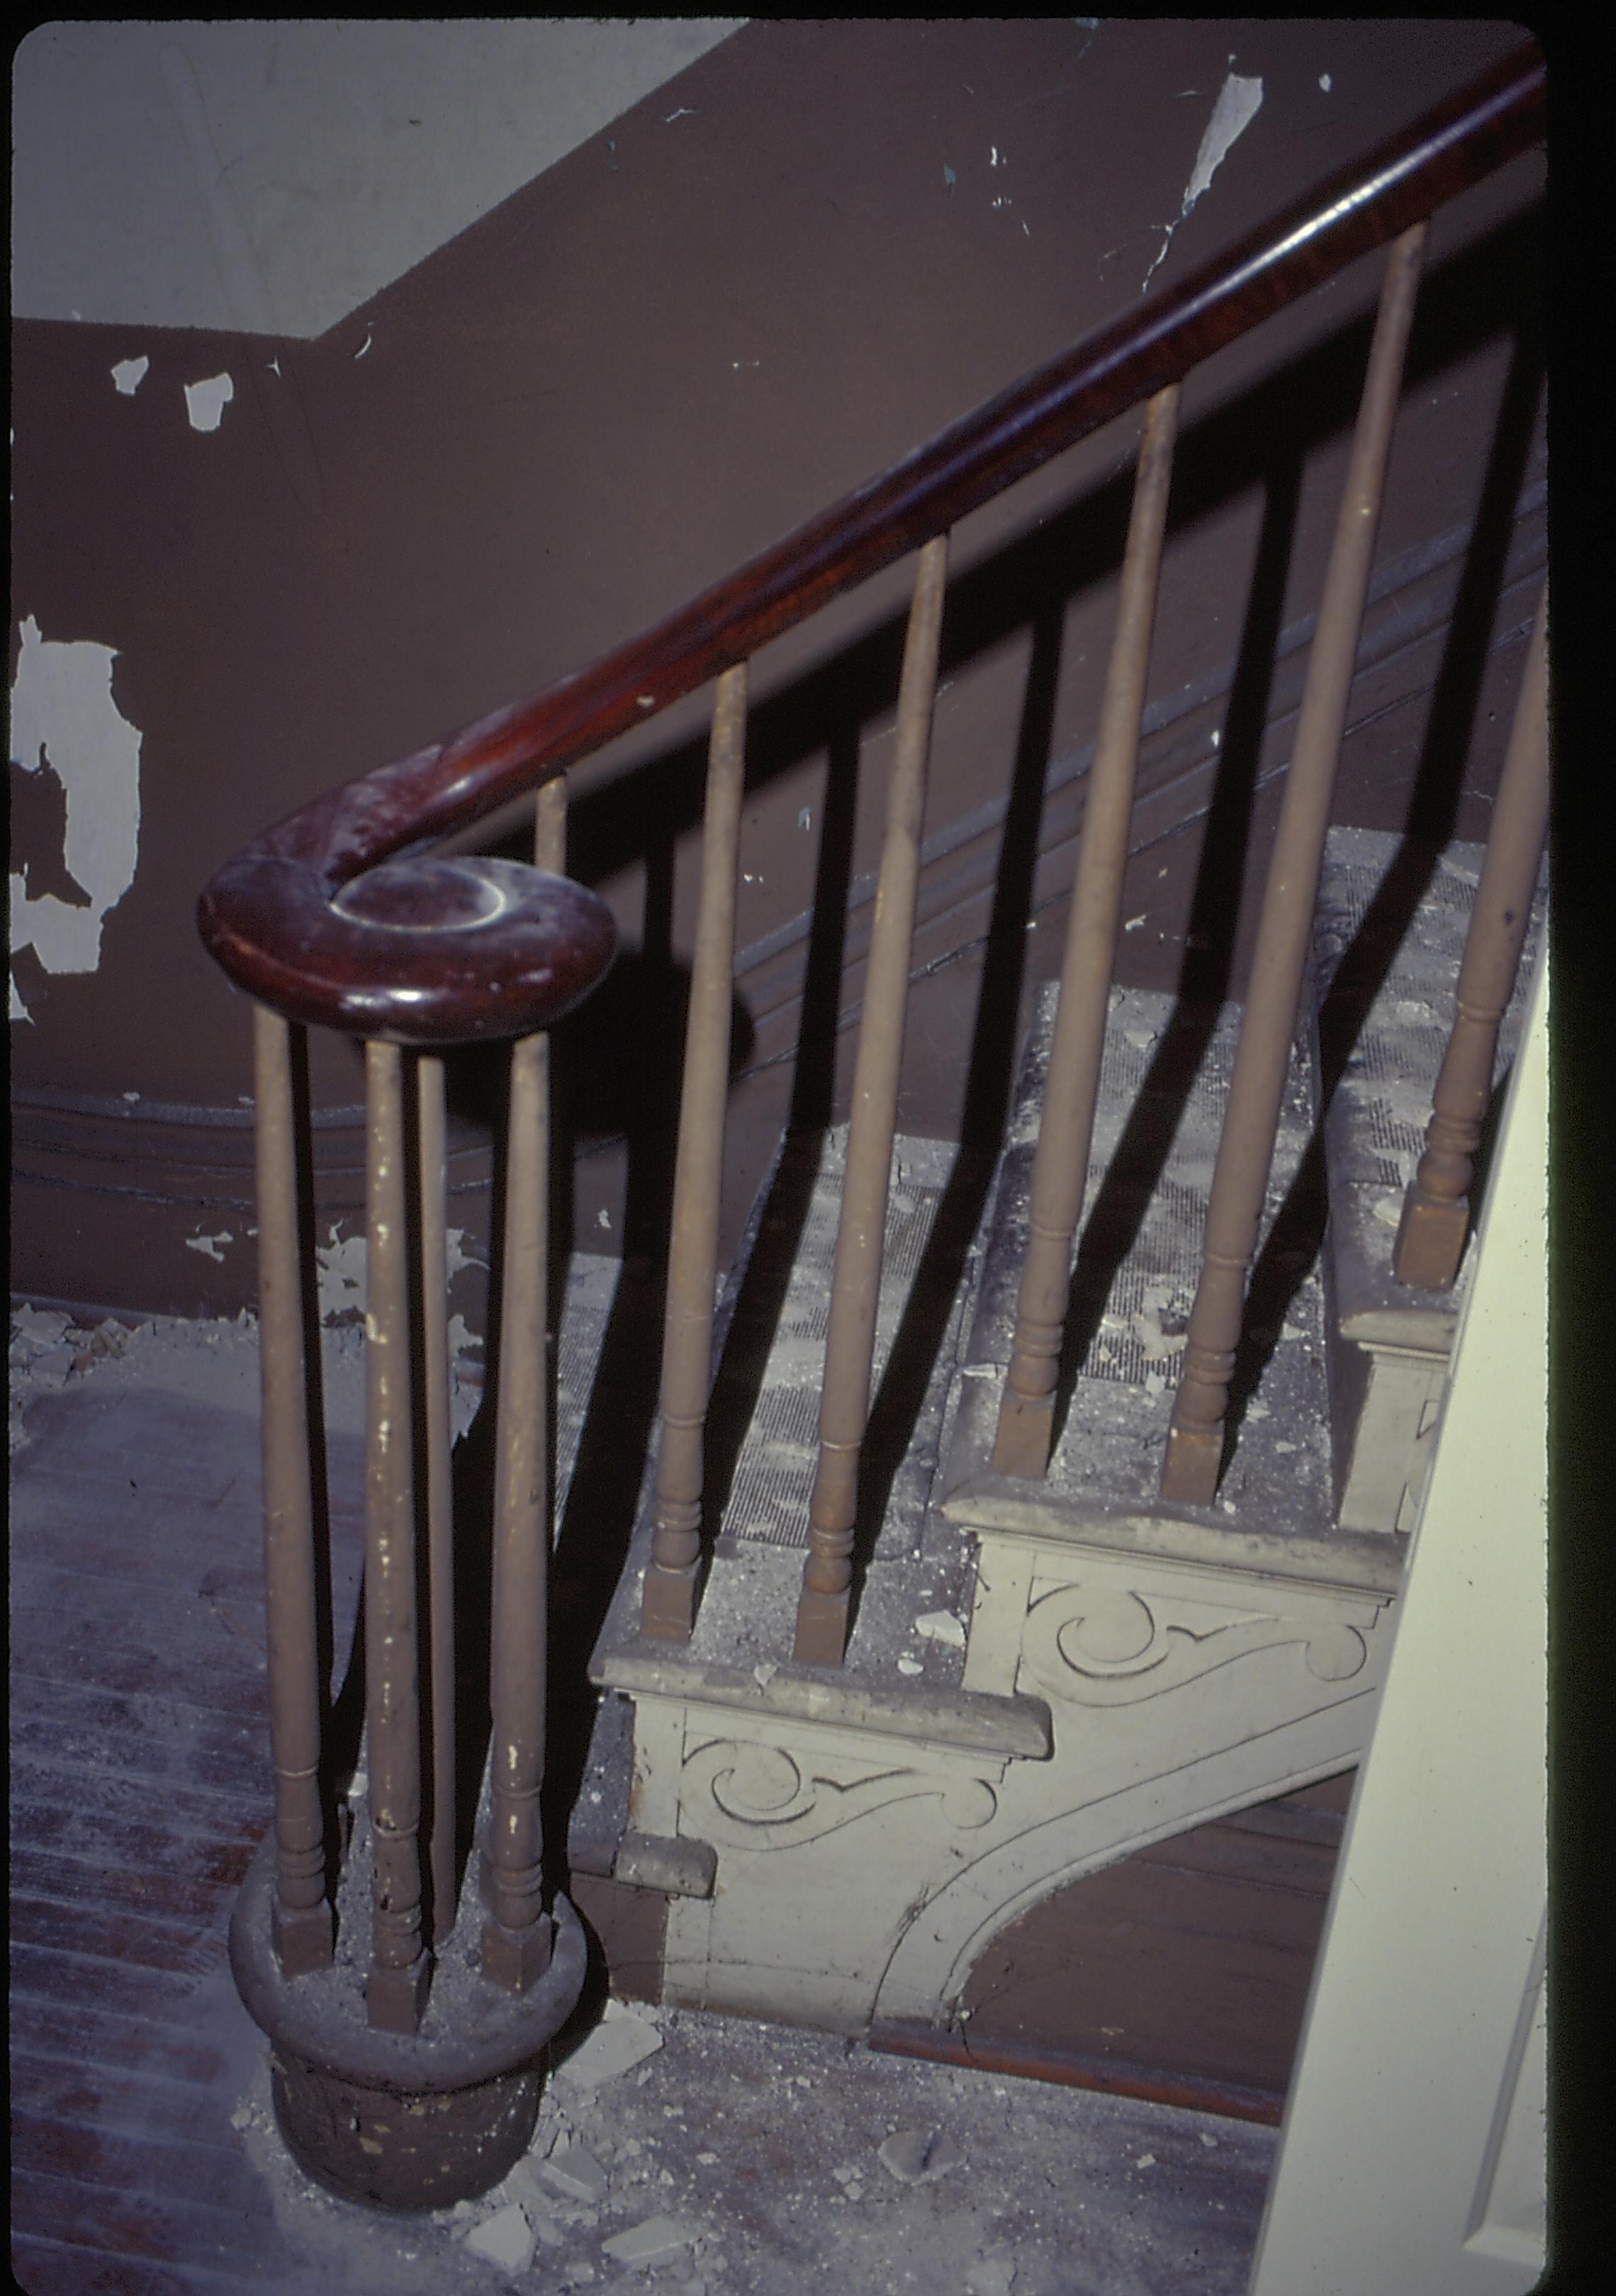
[942,984,1345,1558]
[592,1127,988,1703]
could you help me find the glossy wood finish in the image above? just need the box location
[199,852,616,1048]
[196,48,1541,1047]
[251,1005,335,1976]
[1393,587,1549,1290]
[992,387,1181,1480]
[1162,227,1429,1507]
[642,667,751,1640]
[795,537,948,1667]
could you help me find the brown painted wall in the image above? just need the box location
[11,18,1543,1322]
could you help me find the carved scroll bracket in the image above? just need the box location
[1019,1578,1375,1708]
[681,1733,1001,1855]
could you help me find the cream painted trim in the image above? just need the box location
[1249,947,1547,2295]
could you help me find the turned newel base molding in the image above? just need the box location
[230,1831,587,2210]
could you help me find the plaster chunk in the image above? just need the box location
[601,2214,695,2266]
[464,2202,536,2271]
[556,2003,664,2089]
[966,2263,1017,2296]
[542,2144,610,2201]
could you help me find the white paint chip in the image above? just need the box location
[10,617,143,1019]
[185,1232,233,1263]
[896,1656,924,1677]
[1320,72,1333,93]
[111,355,150,395]
[914,1610,966,1650]
[314,1225,366,1323]
[184,373,235,432]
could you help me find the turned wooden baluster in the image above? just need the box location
[795,536,949,1667]
[416,1049,456,1946]
[253,1005,335,1976]
[1162,223,1428,1507]
[481,775,568,1992]
[641,667,750,1639]
[992,385,1182,1478]
[1393,587,1549,1291]
[362,1038,431,2031]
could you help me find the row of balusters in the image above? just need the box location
[251,220,1548,2018]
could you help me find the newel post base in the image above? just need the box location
[230,1830,586,2212]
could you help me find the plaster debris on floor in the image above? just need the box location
[230,1990,1276,2295]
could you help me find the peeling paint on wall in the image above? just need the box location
[314,1225,367,1324]
[313,1222,484,1319]
[1141,69,1264,293]
[9,617,143,1023]
[1182,72,1264,208]
[111,354,150,395]
[184,372,234,431]
[186,1230,234,1261]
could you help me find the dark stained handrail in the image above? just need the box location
[197,44,1543,1045]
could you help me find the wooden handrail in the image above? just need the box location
[196,45,1542,1047]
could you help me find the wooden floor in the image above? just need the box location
[938,1772,1352,2122]
[9,1361,321,2292]
[9,1322,1344,2288]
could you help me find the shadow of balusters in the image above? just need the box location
[848,596,1066,1618]
[555,207,1543,957]
[1046,435,1303,1455]
[1225,250,1544,1447]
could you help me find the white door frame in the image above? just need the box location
[1248,948,1548,2296]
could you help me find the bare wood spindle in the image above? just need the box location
[417,1052,456,1947]
[252,1004,335,1976]
[480,772,568,1991]
[795,536,949,1667]
[1393,587,1549,1290]
[1161,223,1429,1508]
[992,385,1182,1479]
[641,666,750,1640]
[362,1038,430,2031]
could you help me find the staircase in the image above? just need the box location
[186,45,1548,2210]
[574,827,1544,2038]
